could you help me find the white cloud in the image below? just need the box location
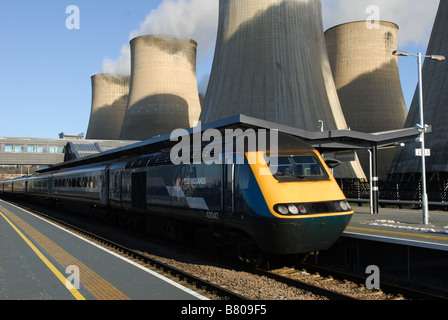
[322,0,439,46]
[101,0,218,87]
[101,44,131,77]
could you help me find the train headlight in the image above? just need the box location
[276,201,352,216]
[288,205,299,215]
[277,205,289,215]
[275,204,307,215]
[332,200,352,212]
[340,201,349,211]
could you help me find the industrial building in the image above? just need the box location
[199,0,365,179]
[119,35,202,141]
[0,136,134,179]
[86,74,130,140]
[325,21,408,180]
[389,0,448,182]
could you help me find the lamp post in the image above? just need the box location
[393,50,446,225]
[318,120,324,132]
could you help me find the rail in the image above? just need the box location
[299,263,448,300]
[253,268,358,300]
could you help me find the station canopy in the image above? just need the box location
[38,115,420,173]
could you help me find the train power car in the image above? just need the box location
[0,125,354,263]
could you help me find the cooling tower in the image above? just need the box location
[389,1,448,180]
[119,35,202,141]
[325,21,408,180]
[200,0,365,178]
[86,74,130,140]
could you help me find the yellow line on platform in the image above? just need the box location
[0,210,86,300]
[346,226,448,242]
[0,206,130,300]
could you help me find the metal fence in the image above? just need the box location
[336,177,448,206]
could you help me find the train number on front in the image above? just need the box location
[206,211,219,220]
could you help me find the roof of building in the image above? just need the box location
[63,141,102,162]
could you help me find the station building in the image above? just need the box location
[0,133,136,179]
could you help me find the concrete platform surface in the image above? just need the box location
[345,207,448,250]
[0,199,206,300]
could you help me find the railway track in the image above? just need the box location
[297,263,448,300]
[253,260,448,300]
[254,267,395,300]
[6,200,447,300]
[253,268,360,300]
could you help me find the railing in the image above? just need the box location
[0,174,25,179]
[337,178,448,209]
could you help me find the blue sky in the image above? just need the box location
[0,1,161,138]
[0,0,441,139]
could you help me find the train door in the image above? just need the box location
[101,169,110,207]
[111,170,122,207]
[47,176,52,198]
[223,163,235,214]
[132,171,147,209]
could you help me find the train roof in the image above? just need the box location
[36,114,421,173]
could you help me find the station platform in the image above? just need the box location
[0,199,206,300]
[344,207,448,250]
[313,207,448,295]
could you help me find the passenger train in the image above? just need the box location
[0,130,353,263]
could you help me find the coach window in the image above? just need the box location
[237,163,250,190]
